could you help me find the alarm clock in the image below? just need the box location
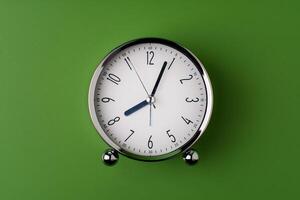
[88,38,213,165]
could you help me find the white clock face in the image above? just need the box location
[89,39,212,160]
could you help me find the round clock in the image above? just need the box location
[88,38,213,165]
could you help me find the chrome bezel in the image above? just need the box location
[88,38,213,161]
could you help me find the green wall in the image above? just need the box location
[1,0,299,199]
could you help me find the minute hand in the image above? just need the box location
[151,61,167,96]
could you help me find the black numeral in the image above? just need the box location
[167,58,175,70]
[185,97,199,103]
[180,75,193,84]
[181,116,193,125]
[108,116,120,126]
[148,135,153,149]
[166,130,176,143]
[125,129,134,142]
[124,58,132,70]
[107,73,121,85]
[146,51,154,65]
[101,97,115,103]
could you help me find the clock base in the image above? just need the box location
[101,148,199,165]
[102,149,119,166]
[183,149,199,165]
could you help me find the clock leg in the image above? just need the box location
[183,149,199,165]
[102,149,119,166]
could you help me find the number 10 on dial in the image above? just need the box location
[88,38,213,165]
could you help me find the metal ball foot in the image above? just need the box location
[102,149,119,166]
[183,149,199,165]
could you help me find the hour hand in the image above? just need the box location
[124,100,149,116]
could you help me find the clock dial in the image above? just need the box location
[89,38,212,160]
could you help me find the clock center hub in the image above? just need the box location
[146,96,156,104]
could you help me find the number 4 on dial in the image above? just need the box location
[181,116,193,124]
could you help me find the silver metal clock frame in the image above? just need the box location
[88,38,213,164]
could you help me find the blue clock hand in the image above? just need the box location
[124,100,149,116]
[125,62,167,117]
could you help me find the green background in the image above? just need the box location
[1,0,299,199]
